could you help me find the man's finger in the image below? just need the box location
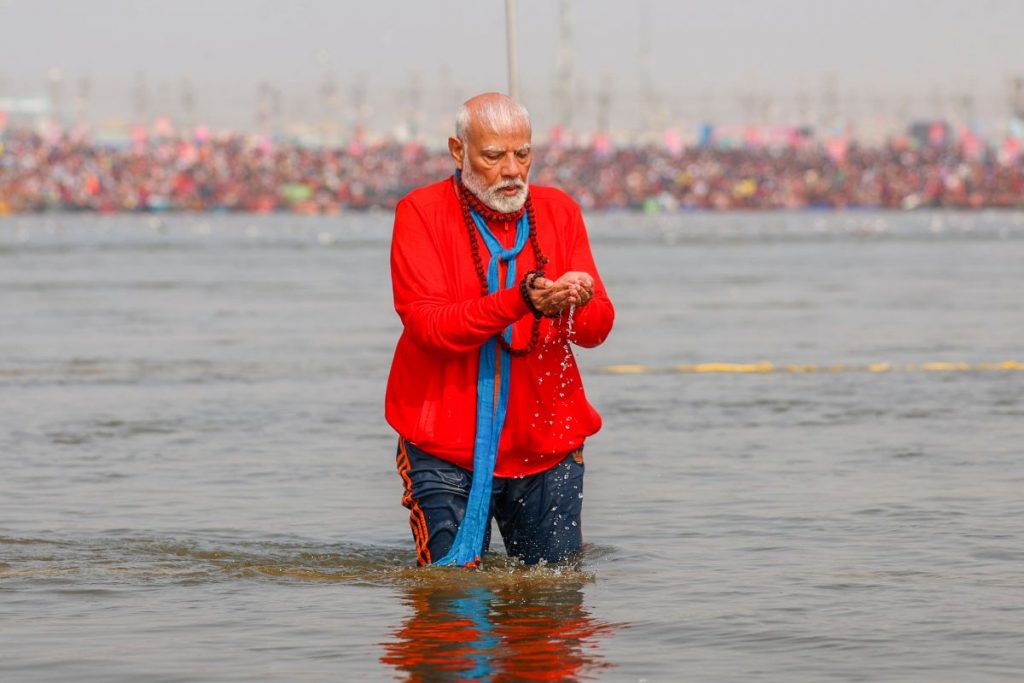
[531,276,552,289]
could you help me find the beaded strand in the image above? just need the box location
[454,175,548,357]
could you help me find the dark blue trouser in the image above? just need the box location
[396,439,585,566]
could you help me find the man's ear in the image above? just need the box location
[448,137,464,170]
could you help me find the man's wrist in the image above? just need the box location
[519,270,545,318]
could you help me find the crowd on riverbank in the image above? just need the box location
[1,128,1022,213]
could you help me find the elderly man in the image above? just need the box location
[386,92,614,567]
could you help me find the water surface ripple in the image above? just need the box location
[2,212,1023,682]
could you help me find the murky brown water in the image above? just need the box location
[2,211,1023,681]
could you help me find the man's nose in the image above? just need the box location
[499,153,520,178]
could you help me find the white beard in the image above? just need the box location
[461,165,529,213]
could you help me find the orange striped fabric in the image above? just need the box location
[396,438,432,567]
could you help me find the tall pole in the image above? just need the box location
[556,0,574,131]
[505,0,520,101]
[639,0,657,137]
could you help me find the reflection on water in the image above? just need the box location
[382,579,618,682]
[3,534,622,680]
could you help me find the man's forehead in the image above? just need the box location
[466,117,531,143]
[470,125,531,148]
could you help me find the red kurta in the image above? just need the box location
[385,178,614,477]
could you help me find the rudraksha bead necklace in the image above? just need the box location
[454,174,549,357]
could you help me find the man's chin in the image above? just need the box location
[483,189,528,213]
[462,168,528,213]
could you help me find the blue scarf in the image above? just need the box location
[433,182,530,567]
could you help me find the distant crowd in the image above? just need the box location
[2,128,1023,213]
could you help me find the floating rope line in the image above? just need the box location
[597,360,1024,375]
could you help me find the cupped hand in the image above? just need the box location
[528,271,595,315]
[554,271,594,307]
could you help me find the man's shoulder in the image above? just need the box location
[530,186,583,230]
[529,184,579,211]
[399,177,453,212]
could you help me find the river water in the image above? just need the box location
[2,211,1023,682]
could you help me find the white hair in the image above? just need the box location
[455,94,531,145]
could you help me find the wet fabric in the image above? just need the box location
[396,439,584,566]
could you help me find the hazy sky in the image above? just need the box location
[2,0,1022,132]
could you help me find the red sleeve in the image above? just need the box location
[391,197,532,356]
[562,206,614,348]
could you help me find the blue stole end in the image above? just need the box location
[433,191,530,567]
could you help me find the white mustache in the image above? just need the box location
[495,179,526,191]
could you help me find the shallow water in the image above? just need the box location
[2,211,1023,681]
